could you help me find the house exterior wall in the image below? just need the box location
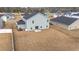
[50,21,68,30]
[50,19,79,30]
[16,23,26,29]
[68,19,79,30]
[0,18,3,29]
[23,13,49,30]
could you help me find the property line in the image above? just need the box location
[11,29,15,51]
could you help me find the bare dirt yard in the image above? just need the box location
[0,33,12,51]
[13,25,79,51]
[4,20,79,51]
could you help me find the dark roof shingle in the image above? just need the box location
[17,20,25,25]
[73,13,79,16]
[23,12,38,20]
[51,16,78,25]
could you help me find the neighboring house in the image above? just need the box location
[0,14,3,29]
[1,14,14,22]
[64,12,79,18]
[0,18,3,29]
[50,16,79,30]
[16,12,49,31]
[73,13,79,16]
[16,20,26,30]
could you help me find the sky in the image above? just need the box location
[0,0,78,7]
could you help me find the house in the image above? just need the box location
[1,13,15,22]
[0,18,3,29]
[64,12,79,18]
[50,16,79,30]
[16,12,49,31]
[0,14,3,29]
[16,20,26,30]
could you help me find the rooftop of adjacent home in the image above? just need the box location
[23,12,46,20]
[23,12,39,20]
[64,12,79,18]
[72,13,79,16]
[50,16,78,25]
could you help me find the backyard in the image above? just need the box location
[0,18,79,51]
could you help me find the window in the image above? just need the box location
[32,20,34,24]
[46,25,48,28]
[47,20,49,22]
[31,27,32,29]
[35,26,39,29]
[40,26,42,28]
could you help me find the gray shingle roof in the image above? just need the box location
[0,14,3,17]
[17,20,25,25]
[23,12,38,20]
[73,13,79,16]
[51,16,78,25]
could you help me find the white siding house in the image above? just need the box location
[0,18,3,29]
[1,14,14,22]
[68,20,79,30]
[16,12,49,31]
[50,16,79,30]
[16,20,26,30]
[0,15,3,29]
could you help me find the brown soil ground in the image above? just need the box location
[0,33,12,51]
[2,20,79,51]
[13,26,79,51]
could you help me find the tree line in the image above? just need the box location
[0,7,79,13]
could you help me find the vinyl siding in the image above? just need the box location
[16,23,26,29]
[68,19,79,30]
[24,13,49,30]
[0,19,3,29]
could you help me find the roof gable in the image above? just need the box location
[73,13,79,16]
[23,12,46,20]
[23,12,38,20]
[51,16,78,25]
